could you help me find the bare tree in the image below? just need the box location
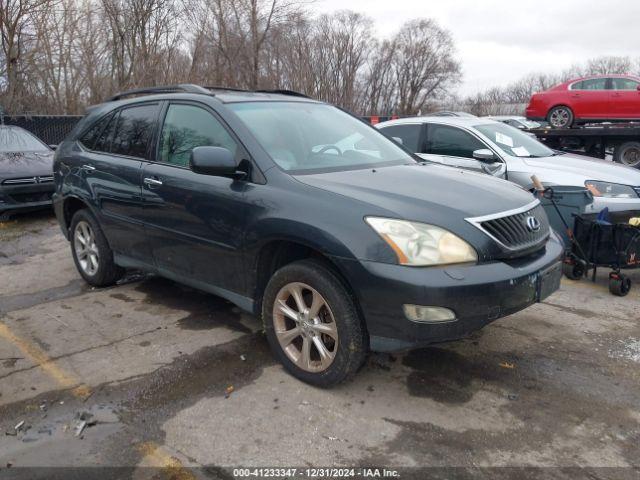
[0,0,52,112]
[389,19,461,115]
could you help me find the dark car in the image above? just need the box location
[0,126,55,217]
[53,85,563,386]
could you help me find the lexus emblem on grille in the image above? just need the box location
[525,216,541,232]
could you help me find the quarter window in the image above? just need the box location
[79,112,114,151]
[426,125,486,159]
[94,113,119,153]
[158,104,238,167]
[611,78,640,90]
[110,104,159,159]
[379,124,422,152]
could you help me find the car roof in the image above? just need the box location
[377,116,496,128]
[565,73,640,84]
[485,115,526,121]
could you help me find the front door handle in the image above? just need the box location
[143,177,163,188]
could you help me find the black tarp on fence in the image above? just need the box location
[0,115,83,145]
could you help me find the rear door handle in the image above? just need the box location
[82,164,96,172]
[143,177,163,188]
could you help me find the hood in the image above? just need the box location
[0,151,54,180]
[293,163,535,225]
[523,153,640,186]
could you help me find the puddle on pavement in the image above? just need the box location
[402,348,478,404]
[0,278,90,314]
[0,332,274,469]
[134,277,251,333]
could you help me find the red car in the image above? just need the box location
[526,74,640,128]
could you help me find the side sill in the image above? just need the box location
[113,253,255,314]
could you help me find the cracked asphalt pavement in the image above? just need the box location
[0,212,639,479]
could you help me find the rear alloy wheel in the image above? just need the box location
[263,260,367,387]
[70,209,124,287]
[547,106,574,128]
[74,220,100,276]
[613,141,640,168]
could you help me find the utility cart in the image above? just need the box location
[536,184,640,296]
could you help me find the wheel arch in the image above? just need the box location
[250,236,359,319]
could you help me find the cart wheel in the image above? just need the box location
[609,273,631,297]
[562,261,585,281]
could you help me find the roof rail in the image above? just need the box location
[255,89,310,99]
[108,84,212,102]
[204,85,250,93]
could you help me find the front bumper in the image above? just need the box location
[0,184,54,214]
[334,235,564,352]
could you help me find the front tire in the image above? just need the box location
[70,209,124,287]
[547,106,574,128]
[262,259,367,387]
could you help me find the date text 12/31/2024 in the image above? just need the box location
[233,468,400,478]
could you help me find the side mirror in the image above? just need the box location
[190,146,238,177]
[473,148,497,162]
[49,144,58,150]
[392,136,404,145]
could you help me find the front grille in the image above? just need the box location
[2,175,53,185]
[3,177,37,185]
[469,202,550,252]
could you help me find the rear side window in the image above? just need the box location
[79,112,114,150]
[611,78,640,90]
[158,104,238,167]
[571,78,607,90]
[426,125,486,159]
[110,104,159,159]
[379,124,422,152]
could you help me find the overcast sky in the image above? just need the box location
[313,0,639,95]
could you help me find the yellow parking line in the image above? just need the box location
[0,321,91,399]
[137,442,196,480]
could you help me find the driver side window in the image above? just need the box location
[426,125,486,159]
[158,104,238,167]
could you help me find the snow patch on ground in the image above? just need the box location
[608,338,640,363]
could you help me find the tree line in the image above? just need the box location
[0,0,461,115]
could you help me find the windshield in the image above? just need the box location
[0,128,50,152]
[520,119,541,128]
[474,123,554,158]
[229,102,415,173]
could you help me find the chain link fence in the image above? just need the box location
[0,115,83,145]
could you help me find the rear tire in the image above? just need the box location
[70,209,124,287]
[262,259,367,387]
[613,141,640,168]
[547,106,574,129]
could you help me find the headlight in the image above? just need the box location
[365,217,478,266]
[585,181,638,198]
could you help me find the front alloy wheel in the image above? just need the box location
[263,259,367,387]
[74,220,99,276]
[273,282,338,373]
